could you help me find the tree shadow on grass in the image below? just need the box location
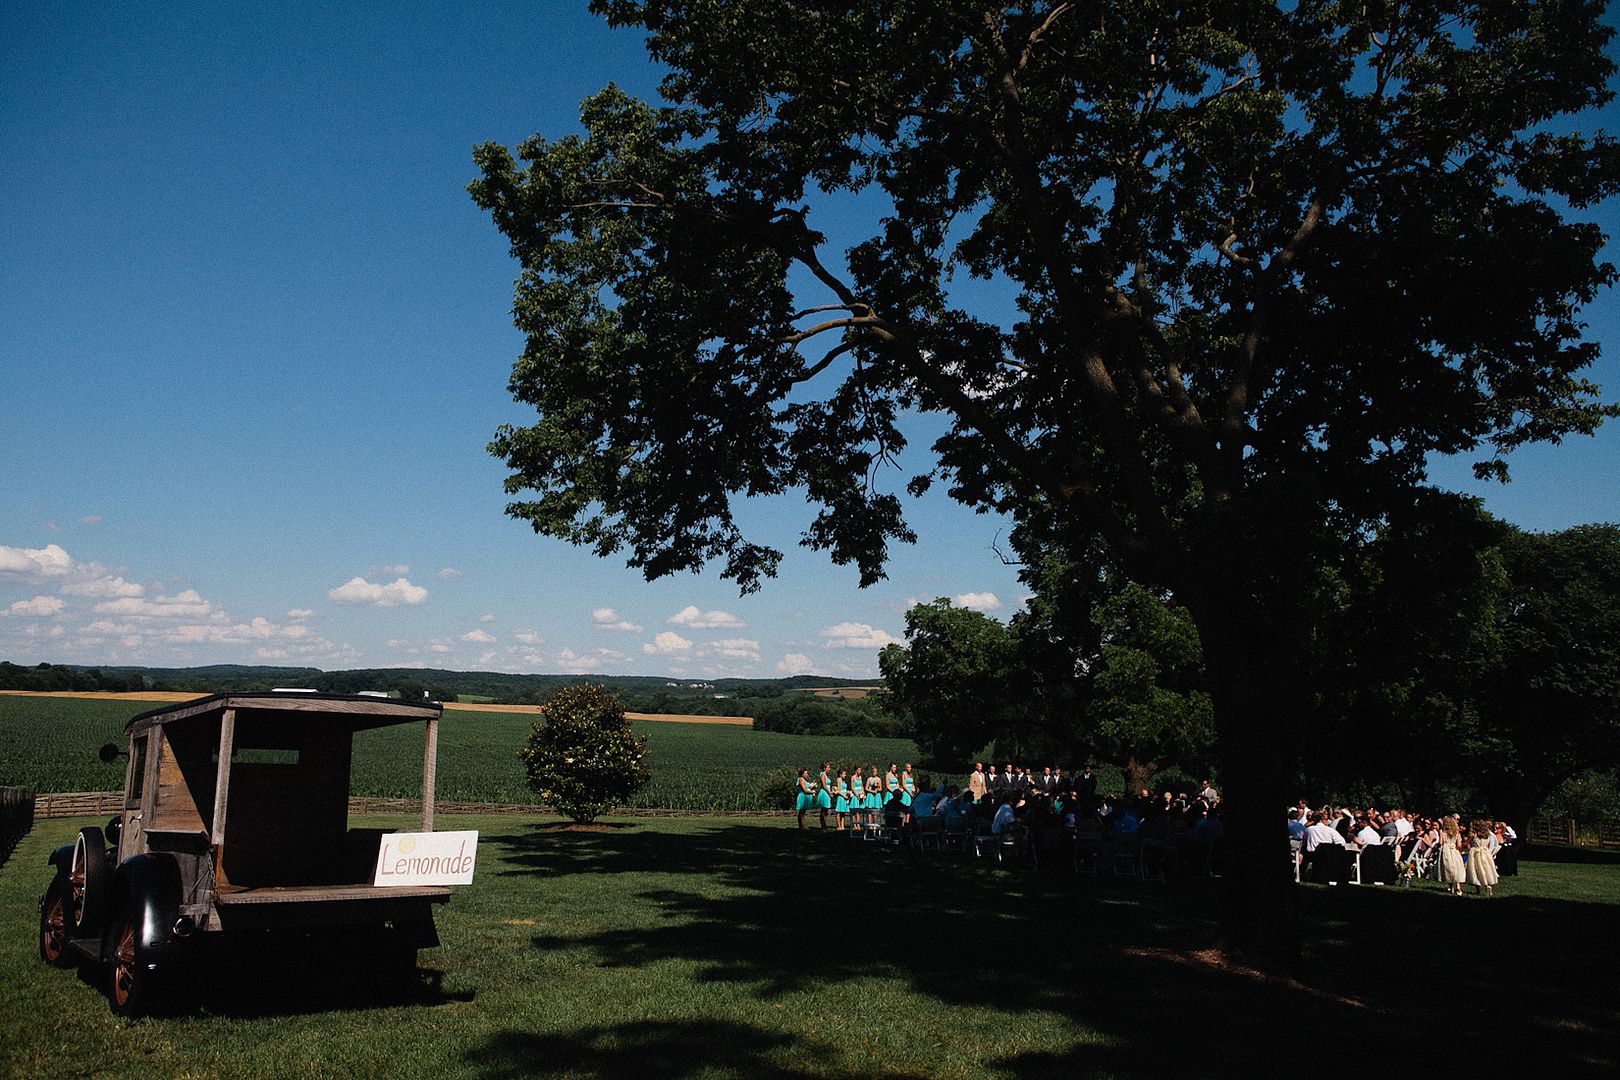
[465,1018,930,1080]
[474,823,1619,1077]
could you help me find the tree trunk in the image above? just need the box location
[1187,570,1306,974]
[1123,755,1160,797]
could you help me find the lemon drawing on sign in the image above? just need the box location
[397,835,417,854]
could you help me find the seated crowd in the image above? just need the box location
[796,760,1228,876]
[797,762,1519,889]
[1291,803,1518,887]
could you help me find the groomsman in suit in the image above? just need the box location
[1077,764,1098,809]
[968,762,988,801]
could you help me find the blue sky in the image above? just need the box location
[2,2,1616,680]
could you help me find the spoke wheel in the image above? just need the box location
[69,828,110,936]
[39,879,71,967]
[107,907,158,1017]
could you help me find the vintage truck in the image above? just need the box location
[38,692,456,1014]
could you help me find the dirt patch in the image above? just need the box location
[1121,946,1382,1011]
[535,821,633,833]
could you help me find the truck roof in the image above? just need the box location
[125,691,444,735]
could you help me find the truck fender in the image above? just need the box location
[46,842,75,872]
[103,853,183,962]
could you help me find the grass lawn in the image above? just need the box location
[2,815,1616,1079]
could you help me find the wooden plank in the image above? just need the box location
[214,884,451,904]
[211,709,235,884]
[422,716,438,832]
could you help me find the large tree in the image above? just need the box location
[472,1,1618,963]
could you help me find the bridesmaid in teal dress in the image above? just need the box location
[900,763,916,808]
[850,768,867,830]
[833,768,851,831]
[794,768,816,830]
[816,762,834,829]
[869,765,883,814]
[884,764,901,813]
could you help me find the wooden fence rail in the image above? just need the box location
[31,792,782,821]
[1527,816,1620,848]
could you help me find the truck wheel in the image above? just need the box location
[39,877,72,967]
[69,827,111,936]
[106,905,161,1017]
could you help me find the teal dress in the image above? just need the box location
[834,780,850,814]
[815,771,833,810]
[901,772,915,808]
[795,777,815,812]
[885,772,900,807]
[851,777,866,809]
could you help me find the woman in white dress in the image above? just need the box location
[1466,818,1499,897]
[1437,814,1466,895]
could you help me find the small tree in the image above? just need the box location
[519,683,650,823]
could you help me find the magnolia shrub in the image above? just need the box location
[519,683,650,823]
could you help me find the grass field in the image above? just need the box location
[2,814,1616,1079]
[0,696,925,811]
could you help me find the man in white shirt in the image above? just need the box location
[1354,818,1382,846]
[1302,812,1346,852]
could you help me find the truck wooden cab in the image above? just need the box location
[38,692,454,1015]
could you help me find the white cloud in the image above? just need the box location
[556,647,630,673]
[256,648,291,660]
[821,622,901,649]
[642,630,693,655]
[79,515,104,526]
[4,596,65,617]
[461,629,496,643]
[327,576,428,607]
[777,652,815,675]
[44,521,61,533]
[702,637,761,662]
[61,574,145,599]
[286,609,316,619]
[428,640,453,654]
[593,607,643,632]
[387,639,413,649]
[381,564,411,575]
[95,589,217,621]
[438,567,463,579]
[955,591,1003,613]
[667,605,744,629]
[0,542,73,580]
[479,613,496,623]
[512,629,541,645]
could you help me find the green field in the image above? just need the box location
[2,813,1616,1078]
[0,697,924,811]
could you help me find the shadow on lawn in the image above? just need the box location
[465,1018,930,1080]
[469,823,1618,1078]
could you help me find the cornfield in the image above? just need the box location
[0,697,921,813]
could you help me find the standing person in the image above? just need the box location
[968,762,988,801]
[833,769,851,831]
[850,767,867,831]
[795,769,816,831]
[867,765,884,817]
[900,763,916,808]
[816,762,834,830]
[885,763,901,808]
[1437,814,1466,895]
[1466,819,1499,897]
[1078,764,1097,811]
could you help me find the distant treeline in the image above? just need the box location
[0,661,891,735]
[0,661,147,693]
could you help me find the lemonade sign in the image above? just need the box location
[373,830,478,886]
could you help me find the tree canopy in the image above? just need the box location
[472,0,1619,960]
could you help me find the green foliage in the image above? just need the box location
[880,600,1025,769]
[519,684,650,822]
[750,694,897,738]
[1088,582,1214,780]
